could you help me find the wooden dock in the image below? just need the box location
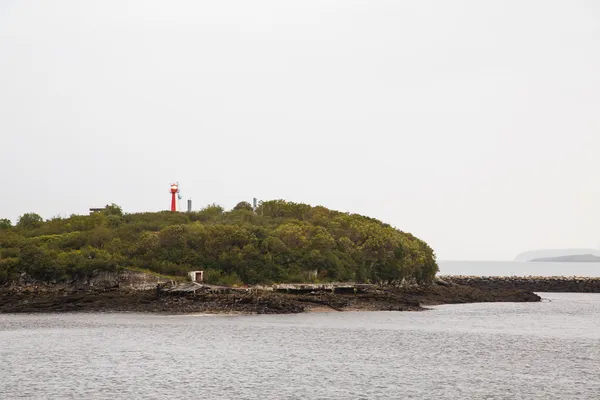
[160,282,375,296]
[160,282,246,295]
[272,283,374,294]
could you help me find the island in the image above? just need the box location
[0,200,540,313]
[515,248,600,262]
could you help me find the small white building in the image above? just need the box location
[189,271,204,283]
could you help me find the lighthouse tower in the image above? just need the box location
[170,183,179,212]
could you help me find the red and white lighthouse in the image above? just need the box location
[170,183,179,212]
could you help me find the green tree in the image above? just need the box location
[158,225,186,249]
[233,201,253,211]
[18,243,63,281]
[106,214,122,228]
[17,213,43,229]
[275,223,308,248]
[190,204,224,223]
[309,227,335,251]
[133,231,160,257]
[103,203,124,217]
[0,218,11,230]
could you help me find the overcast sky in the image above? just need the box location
[1,0,599,260]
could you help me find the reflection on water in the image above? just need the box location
[1,293,599,399]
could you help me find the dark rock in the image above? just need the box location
[439,276,600,293]
[0,280,541,314]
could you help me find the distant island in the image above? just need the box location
[530,254,600,263]
[515,249,600,262]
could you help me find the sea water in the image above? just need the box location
[1,292,599,399]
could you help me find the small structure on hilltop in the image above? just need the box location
[188,270,204,283]
[169,183,182,212]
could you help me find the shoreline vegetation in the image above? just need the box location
[0,201,543,314]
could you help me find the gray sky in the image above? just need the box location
[1,0,599,260]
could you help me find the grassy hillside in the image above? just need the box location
[0,200,438,285]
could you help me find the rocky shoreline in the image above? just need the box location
[440,275,600,293]
[0,281,541,314]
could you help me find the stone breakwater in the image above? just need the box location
[439,275,600,293]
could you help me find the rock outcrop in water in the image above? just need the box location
[440,275,600,293]
[0,276,541,314]
[529,254,600,263]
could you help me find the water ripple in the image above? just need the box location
[1,293,599,399]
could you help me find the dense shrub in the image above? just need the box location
[0,200,438,284]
